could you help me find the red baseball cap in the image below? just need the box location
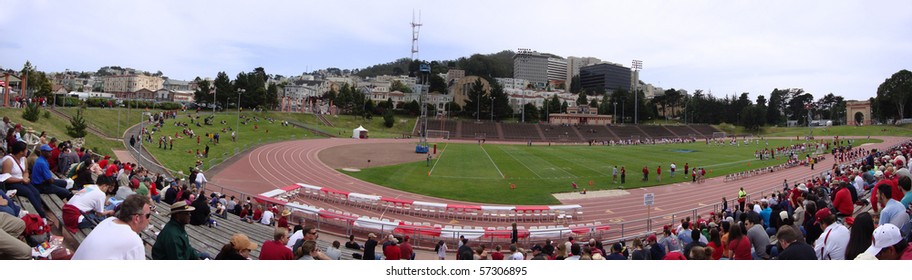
[814,208,832,225]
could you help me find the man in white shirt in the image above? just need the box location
[194,169,208,189]
[72,195,152,260]
[813,208,849,260]
[509,244,525,260]
[62,177,116,234]
[260,207,275,225]
[854,173,866,195]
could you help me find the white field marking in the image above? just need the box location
[427,142,449,176]
[498,146,543,179]
[480,144,506,179]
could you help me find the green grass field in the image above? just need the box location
[0,108,124,157]
[140,111,327,173]
[715,123,912,137]
[344,138,881,205]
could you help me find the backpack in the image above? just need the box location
[22,213,50,247]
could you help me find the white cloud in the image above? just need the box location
[1,0,909,101]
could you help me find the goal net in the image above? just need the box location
[629,134,640,142]
[558,134,570,142]
[426,130,450,139]
[474,133,487,139]
[712,132,727,139]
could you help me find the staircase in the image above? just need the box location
[316,114,334,127]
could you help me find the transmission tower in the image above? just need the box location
[411,10,422,60]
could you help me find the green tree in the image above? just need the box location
[22,102,40,122]
[740,105,766,131]
[766,89,786,125]
[576,92,588,106]
[569,75,581,94]
[383,111,395,128]
[522,103,539,122]
[213,72,232,110]
[404,100,420,116]
[428,75,447,93]
[193,78,212,104]
[598,94,611,115]
[390,80,413,93]
[875,69,912,121]
[589,98,598,109]
[66,109,88,138]
[463,79,488,119]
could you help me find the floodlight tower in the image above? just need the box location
[632,59,642,124]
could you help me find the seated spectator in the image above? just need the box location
[215,234,257,260]
[296,240,319,260]
[31,145,73,200]
[260,206,274,226]
[775,226,816,260]
[62,176,116,233]
[214,202,227,219]
[604,242,626,260]
[384,235,402,260]
[152,201,204,260]
[0,211,30,259]
[813,208,849,260]
[113,179,137,201]
[277,209,290,230]
[490,245,504,260]
[260,228,293,260]
[857,223,912,260]
[252,205,263,222]
[286,225,304,250]
[72,195,151,260]
[189,190,211,226]
[399,236,414,260]
[0,186,21,217]
[5,143,62,223]
[325,240,343,260]
[239,204,252,223]
[345,234,362,250]
[227,196,239,215]
[876,184,910,228]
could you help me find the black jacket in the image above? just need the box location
[777,241,817,260]
[189,197,210,226]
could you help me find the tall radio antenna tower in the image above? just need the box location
[411,10,422,60]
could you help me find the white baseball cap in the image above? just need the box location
[864,224,903,257]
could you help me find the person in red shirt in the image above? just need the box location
[399,236,414,260]
[277,209,290,231]
[490,245,505,260]
[831,183,854,217]
[727,222,751,260]
[642,166,649,181]
[260,228,294,260]
[383,235,401,260]
[98,155,110,169]
[656,166,662,181]
[252,205,264,222]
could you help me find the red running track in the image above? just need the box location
[211,136,909,239]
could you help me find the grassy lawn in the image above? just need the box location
[319,114,417,138]
[344,138,880,205]
[142,111,325,173]
[715,123,912,137]
[0,108,124,157]
[57,107,144,138]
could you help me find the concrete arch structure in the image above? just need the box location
[846,100,871,126]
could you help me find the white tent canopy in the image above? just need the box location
[352,125,368,139]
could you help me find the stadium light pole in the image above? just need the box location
[491,96,495,122]
[237,88,244,141]
[632,59,642,125]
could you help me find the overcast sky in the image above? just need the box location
[2,0,910,101]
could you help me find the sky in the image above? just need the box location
[1,0,910,101]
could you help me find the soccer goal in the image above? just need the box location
[712,132,727,139]
[558,134,570,142]
[474,133,487,139]
[629,134,640,142]
[426,130,450,140]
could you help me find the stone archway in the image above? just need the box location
[846,101,872,126]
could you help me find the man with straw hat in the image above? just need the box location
[152,201,205,260]
[277,208,291,230]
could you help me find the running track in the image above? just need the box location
[211,136,909,240]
